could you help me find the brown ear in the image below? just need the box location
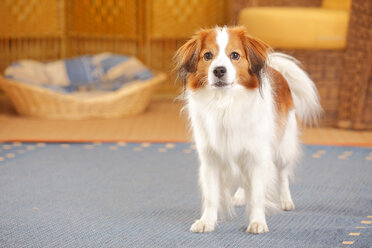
[173,35,200,87]
[236,28,270,93]
[245,35,270,77]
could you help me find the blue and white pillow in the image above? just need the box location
[4,53,153,93]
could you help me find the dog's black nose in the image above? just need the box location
[213,66,226,78]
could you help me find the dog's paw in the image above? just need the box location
[281,199,295,211]
[246,221,269,234]
[190,220,215,233]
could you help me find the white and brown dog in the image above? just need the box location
[174,26,321,234]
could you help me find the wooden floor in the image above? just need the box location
[0,96,371,145]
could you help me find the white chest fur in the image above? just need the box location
[186,79,276,164]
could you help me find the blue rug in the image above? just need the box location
[0,142,371,248]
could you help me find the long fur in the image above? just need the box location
[268,52,322,126]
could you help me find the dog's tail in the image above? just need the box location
[267,52,322,126]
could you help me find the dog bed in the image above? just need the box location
[0,54,166,119]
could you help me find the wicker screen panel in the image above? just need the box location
[66,36,139,58]
[277,49,344,126]
[66,0,138,38]
[0,0,63,72]
[146,39,187,93]
[361,79,372,128]
[246,0,321,7]
[67,36,139,57]
[0,38,62,70]
[147,0,225,39]
[0,0,142,73]
[65,0,140,58]
[0,0,63,37]
[336,0,372,130]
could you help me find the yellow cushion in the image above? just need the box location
[322,0,351,10]
[239,7,349,49]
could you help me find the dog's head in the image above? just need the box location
[174,26,271,91]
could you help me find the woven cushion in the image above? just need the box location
[239,7,349,49]
[322,0,351,10]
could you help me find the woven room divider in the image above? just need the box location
[0,0,63,72]
[0,0,142,69]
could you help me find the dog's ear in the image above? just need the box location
[237,27,271,92]
[244,35,270,77]
[173,35,200,87]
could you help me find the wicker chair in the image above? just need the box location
[231,0,372,129]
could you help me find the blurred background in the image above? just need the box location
[0,0,371,144]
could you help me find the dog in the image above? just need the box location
[174,26,321,234]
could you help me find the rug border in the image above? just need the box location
[0,139,371,148]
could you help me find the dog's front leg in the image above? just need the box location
[246,165,269,234]
[190,154,220,233]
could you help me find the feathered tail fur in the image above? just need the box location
[268,52,322,126]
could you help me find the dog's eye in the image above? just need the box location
[230,52,240,60]
[203,52,213,61]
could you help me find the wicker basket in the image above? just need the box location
[0,73,166,119]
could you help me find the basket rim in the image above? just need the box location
[0,72,167,103]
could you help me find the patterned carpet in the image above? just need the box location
[0,142,371,248]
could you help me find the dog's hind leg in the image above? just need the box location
[278,167,295,211]
[276,111,299,211]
